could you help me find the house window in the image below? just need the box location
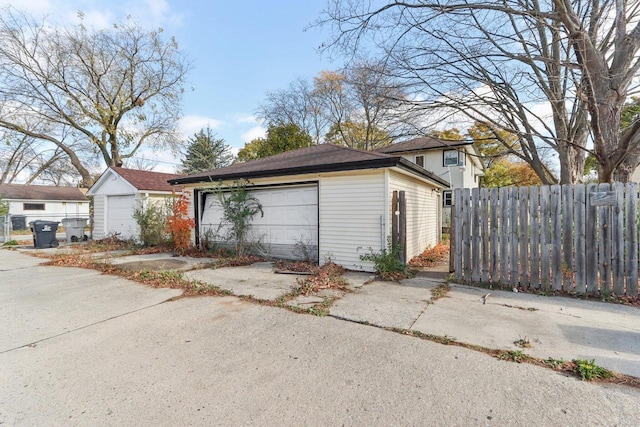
[442,190,453,207]
[414,155,425,168]
[23,203,45,211]
[443,150,465,167]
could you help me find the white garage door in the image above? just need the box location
[200,184,318,259]
[107,195,138,240]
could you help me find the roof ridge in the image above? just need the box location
[325,143,396,159]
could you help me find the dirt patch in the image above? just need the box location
[117,259,188,272]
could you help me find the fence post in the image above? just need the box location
[398,190,406,264]
[449,206,455,273]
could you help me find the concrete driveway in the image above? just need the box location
[2,249,640,425]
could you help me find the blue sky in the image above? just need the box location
[1,0,336,172]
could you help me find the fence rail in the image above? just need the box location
[452,183,639,296]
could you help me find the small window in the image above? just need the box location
[23,203,45,211]
[442,191,453,207]
[443,150,459,166]
[414,155,425,168]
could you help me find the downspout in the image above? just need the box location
[383,170,390,251]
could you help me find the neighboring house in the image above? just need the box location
[0,184,89,230]
[377,137,484,227]
[169,143,449,272]
[87,167,181,240]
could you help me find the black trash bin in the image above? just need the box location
[30,220,60,249]
[11,215,27,230]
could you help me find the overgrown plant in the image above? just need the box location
[360,240,409,281]
[166,192,195,254]
[0,196,9,216]
[573,359,612,381]
[133,200,169,247]
[210,179,263,256]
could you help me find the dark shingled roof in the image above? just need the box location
[170,143,449,187]
[376,136,471,154]
[0,184,88,201]
[112,167,181,192]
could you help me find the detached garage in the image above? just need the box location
[170,144,449,272]
[87,167,181,240]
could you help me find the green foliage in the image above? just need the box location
[180,127,234,174]
[211,180,263,256]
[2,239,18,246]
[498,350,529,363]
[0,195,9,216]
[133,201,169,247]
[236,123,313,162]
[360,241,409,280]
[572,359,612,381]
[620,97,640,130]
[544,357,565,369]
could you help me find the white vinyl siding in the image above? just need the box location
[92,195,106,239]
[319,172,386,272]
[388,170,439,261]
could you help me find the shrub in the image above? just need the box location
[360,241,410,281]
[133,201,169,247]
[166,193,195,254]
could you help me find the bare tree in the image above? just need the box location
[0,8,190,186]
[0,130,85,184]
[257,78,328,144]
[319,0,640,183]
[257,60,416,151]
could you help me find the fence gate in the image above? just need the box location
[452,183,639,296]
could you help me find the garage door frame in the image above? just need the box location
[195,181,319,260]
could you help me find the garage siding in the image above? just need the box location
[319,173,385,272]
[388,170,440,261]
[93,195,106,239]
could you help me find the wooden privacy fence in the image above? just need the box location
[452,183,639,296]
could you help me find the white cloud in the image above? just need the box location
[241,126,266,143]
[178,115,224,137]
[0,0,52,14]
[235,114,261,124]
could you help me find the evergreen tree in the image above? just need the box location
[180,127,234,174]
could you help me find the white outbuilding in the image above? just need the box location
[87,167,181,240]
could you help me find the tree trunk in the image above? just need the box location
[557,141,586,184]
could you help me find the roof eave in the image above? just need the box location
[169,158,402,185]
[396,158,450,188]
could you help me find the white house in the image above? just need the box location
[0,184,89,230]
[168,144,449,272]
[377,137,484,227]
[87,167,181,240]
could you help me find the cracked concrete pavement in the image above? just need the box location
[2,248,640,425]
